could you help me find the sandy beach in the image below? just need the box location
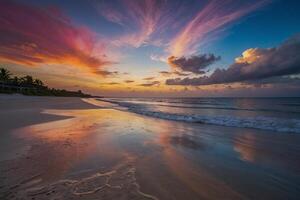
[0,95,300,200]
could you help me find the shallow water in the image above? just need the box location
[101,97,300,133]
[1,105,300,200]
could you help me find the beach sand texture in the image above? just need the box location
[0,95,300,200]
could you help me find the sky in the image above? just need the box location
[1,0,300,97]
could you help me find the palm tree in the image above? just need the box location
[0,68,11,83]
[21,75,34,86]
[34,79,44,87]
[11,76,20,86]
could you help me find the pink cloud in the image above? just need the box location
[97,0,267,57]
[168,0,268,57]
[96,0,188,47]
[0,1,109,73]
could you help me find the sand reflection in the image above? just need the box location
[233,131,300,172]
[12,109,132,182]
[138,121,245,199]
[2,108,166,199]
[234,133,259,163]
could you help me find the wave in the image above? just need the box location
[133,103,300,114]
[101,98,300,114]
[128,108,300,134]
[94,99,300,134]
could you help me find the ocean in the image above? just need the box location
[100,97,300,133]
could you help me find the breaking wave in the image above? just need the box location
[93,98,300,134]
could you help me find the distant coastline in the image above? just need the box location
[0,67,91,97]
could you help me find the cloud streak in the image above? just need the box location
[105,82,120,85]
[166,34,300,86]
[159,71,190,77]
[139,81,160,87]
[168,0,267,57]
[143,77,155,81]
[95,70,120,76]
[0,1,108,73]
[124,80,134,83]
[96,0,194,48]
[97,0,164,47]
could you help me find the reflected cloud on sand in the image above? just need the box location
[12,109,132,182]
[167,135,204,150]
[139,122,245,199]
[234,133,259,163]
[233,131,300,172]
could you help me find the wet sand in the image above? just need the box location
[0,95,300,200]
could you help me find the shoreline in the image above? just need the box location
[1,95,300,199]
[87,97,300,134]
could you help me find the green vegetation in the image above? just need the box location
[0,68,91,97]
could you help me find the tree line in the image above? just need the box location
[0,68,91,97]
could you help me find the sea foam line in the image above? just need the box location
[90,98,300,134]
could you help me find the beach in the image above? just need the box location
[0,95,300,200]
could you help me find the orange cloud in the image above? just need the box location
[235,48,268,64]
[0,1,109,73]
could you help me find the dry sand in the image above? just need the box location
[0,94,300,200]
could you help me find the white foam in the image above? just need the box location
[114,101,300,134]
[90,99,300,134]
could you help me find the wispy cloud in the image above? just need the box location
[168,0,267,57]
[143,77,155,81]
[96,70,119,76]
[159,71,190,77]
[138,81,160,87]
[96,0,190,47]
[105,82,120,85]
[0,1,109,73]
[124,80,135,83]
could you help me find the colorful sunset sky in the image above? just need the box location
[1,0,300,97]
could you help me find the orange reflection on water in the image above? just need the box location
[234,133,259,163]
[150,122,244,199]
[13,109,134,182]
[233,131,300,172]
[21,109,99,141]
